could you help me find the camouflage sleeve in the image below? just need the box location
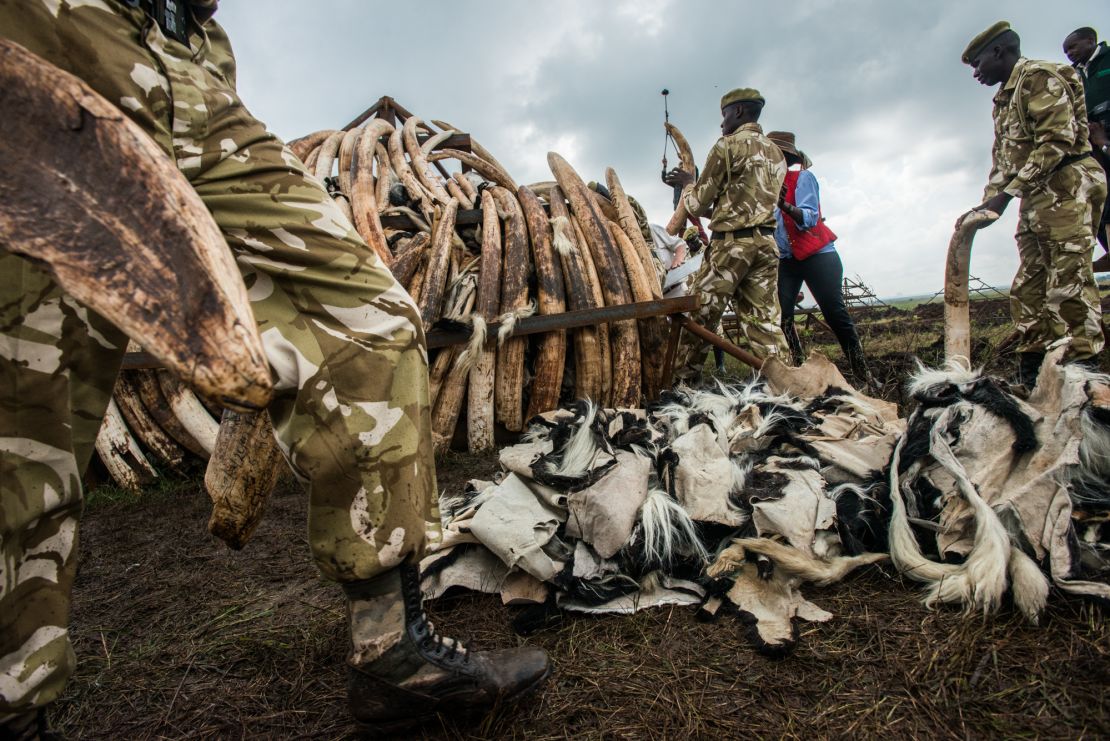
[1003,68,1082,198]
[683,138,726,217]
[982,139,1007,201]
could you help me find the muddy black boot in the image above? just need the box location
[846,341,875,390]
[1015,351,1045,389]
[345,563,551,732]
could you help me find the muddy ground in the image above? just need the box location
[56,297,1110,739]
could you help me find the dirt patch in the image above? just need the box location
[57,447,1110,739]
[53,298,1110,738]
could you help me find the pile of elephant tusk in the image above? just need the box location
[91,105,687,544]
[288,115,674,452]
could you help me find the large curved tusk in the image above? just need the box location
[467,191,502,452]
[549,190,603,403]
[429,149,518,192]
[311,130,345,182]
[548,152,640,407]
[287,129,337,163]
[95,398,158,493]
[416,199,459,327]
[491,187,532,431]
[156,370,220,458]
[431,119,518,191]
[944,209,999,366]
[113,371,186,471]
[403,117,452,206]
[519,186,567,420]
[0,39,272,410]
[350,119,396,266]
[205,409,287,550]
[664,121,697,176]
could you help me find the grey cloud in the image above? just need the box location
[218,0,1107,296]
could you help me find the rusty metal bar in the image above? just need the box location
[660,315,684,389]
[120,296,701,369]
[679,315,763,370]
[381,207,482,231]
[427,296,699,349]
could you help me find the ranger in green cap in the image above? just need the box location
[962,21,1107,385]
[664,88,789,381]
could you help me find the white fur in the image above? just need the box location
[1066,409,1110,505]
[906,358,982,398]
[719,537,887,587]
[887,405,1015,616]
[545,402,602,478]
[927,413,1011,614]
[730,456,755,494]
[887,435,971,603]
[639,488,708,567]
[828,481,881,506]
[1007,545,1049,625]
[550,215,576,257]
[496,303,537,346]
[452,315,487,375]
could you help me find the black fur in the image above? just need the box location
[962,380,1038,453]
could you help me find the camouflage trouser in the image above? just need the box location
[674,232,789,380]
[1010,158,1106,358]
[0,0,436,716]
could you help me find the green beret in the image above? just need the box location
[720,87,764,110]
[961,20,1011,64]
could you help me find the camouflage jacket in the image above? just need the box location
[984,57,1091,201]
[683,123,786,232]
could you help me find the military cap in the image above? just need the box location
[961,21,1011,65]
[720,87,764,110]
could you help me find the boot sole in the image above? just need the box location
[355,664,554,734]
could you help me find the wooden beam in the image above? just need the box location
[341,98,383,131]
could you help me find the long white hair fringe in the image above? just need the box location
[639,488,708,567]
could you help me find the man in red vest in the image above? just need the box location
[768,132,873,384]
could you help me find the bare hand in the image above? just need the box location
[663,167,694,189]
[670,242,687,269]
[1090,121,1109,149]
[974,193,1012,222]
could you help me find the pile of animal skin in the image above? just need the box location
[423,349,1110,655]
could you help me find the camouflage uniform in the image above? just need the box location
[985,57,1107,359]
[674,122,789,379]
[0,0,436,718]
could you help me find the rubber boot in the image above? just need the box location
[713,347,727,375]
[346,563,550,732]
[846,340,876,390]
[782,322,806,366]
[1016,351,1045,389]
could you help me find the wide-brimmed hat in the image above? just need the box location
[767,131,812,168]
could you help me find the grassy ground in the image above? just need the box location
[55,297,1110,739]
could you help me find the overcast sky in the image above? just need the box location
[218,0,1106,299]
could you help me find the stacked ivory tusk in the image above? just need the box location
[90,109,671,490]
[286,111,669,453]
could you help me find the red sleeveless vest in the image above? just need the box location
[782,170,837,260]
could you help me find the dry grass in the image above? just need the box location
[54,297,1110,738]
[58,462,1110,739]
